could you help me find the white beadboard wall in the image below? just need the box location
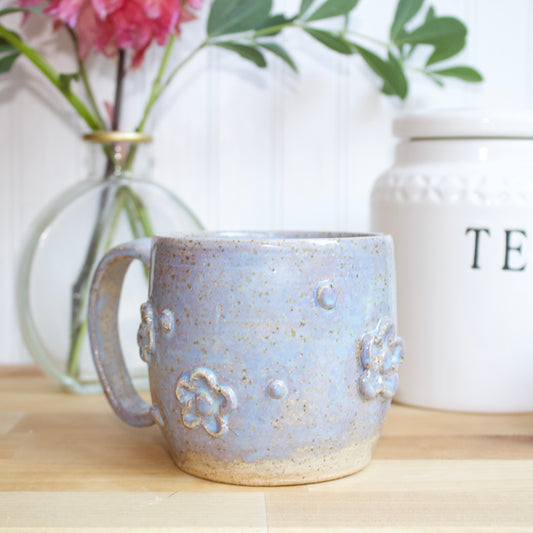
[1,0,532,364]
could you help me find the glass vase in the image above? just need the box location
[17,131,203,393]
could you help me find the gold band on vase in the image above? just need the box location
[83,131,153,144]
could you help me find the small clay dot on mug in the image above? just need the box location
[315,281,337,310]
[267,379,288,400]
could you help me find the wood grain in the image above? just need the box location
[0,366,532,531]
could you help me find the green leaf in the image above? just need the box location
[430,66,483,82]
[303,28,354,55]
[300,0,315,16]
[396,15,467,66]
[0,37,15,54]
[214,42,267,68]
[258,42,298,72]
[253,14,295,37]
[0,6,41,17]
[397,14,466,46]
[207,0,272,37]
[0,51,20,74]
[383,51,408,98]
[58,72,80,92]
[381,84,395,96]
[390,0,424,42]
[305,0,360,22]
[427,44,465,65]
[354,44,408,99]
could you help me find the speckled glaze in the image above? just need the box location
[88,231,403,486]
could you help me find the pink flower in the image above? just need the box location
[19,0,204,67]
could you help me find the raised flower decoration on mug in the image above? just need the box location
[137,301,155,364]
[358,317,404,400]
[175,367,237,438]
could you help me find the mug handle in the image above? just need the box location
[88,238,154,427]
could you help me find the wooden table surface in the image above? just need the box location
[1,365,532,532]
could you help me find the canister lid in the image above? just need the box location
[393,109,533,139]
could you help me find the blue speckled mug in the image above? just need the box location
[88,232,404,486]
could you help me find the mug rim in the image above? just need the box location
[153,230,389,244]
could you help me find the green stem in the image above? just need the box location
[0,24,100,130]
[249,21,298,39]
[125,188,154,236]
[122,187,152,279]
[103,188,127,250]
[343,14,350,34]
[412,67,444,87]
[134,18,302,134]
[124,196,144,239]
[134,34,177,133]
[124,144,138,171]
[126,38,208,250]
[345,30,390,48]
[105,185,153,256]
[79,62,106,128]
[65,180,153,379]
[209,20,299,42]
[66,319,88,377]
[162,39,209,92]
[66,186,118,378]
[65,184,146,378]
[135,37,208,133]
[66,50,128,378]
[66,27,106,129]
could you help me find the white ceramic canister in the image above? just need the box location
[371,110,533,412]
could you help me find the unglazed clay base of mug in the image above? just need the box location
[169,434,379,486]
